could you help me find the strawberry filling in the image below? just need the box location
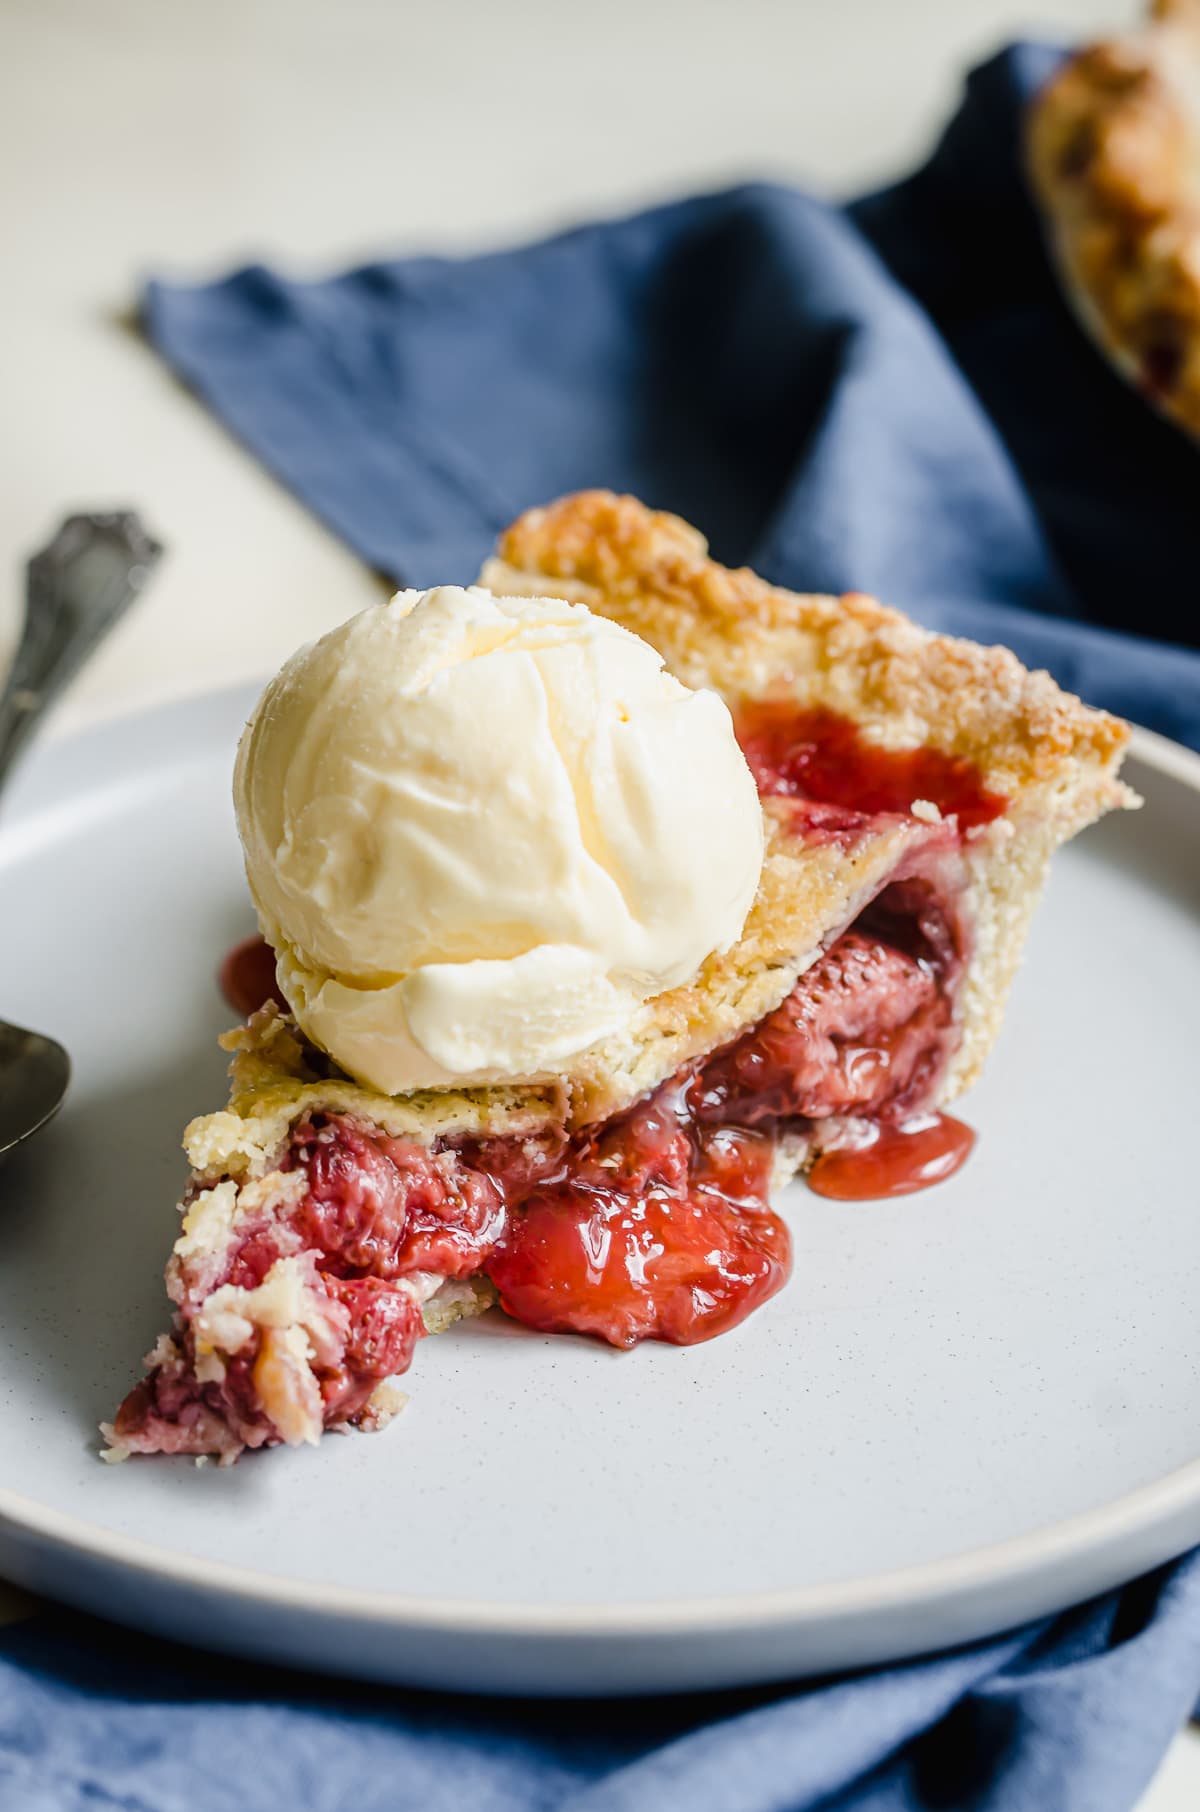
[736,700,1008,831]
[693,930,942,1126]
[285,1116,508,1280]
[692,874,964,1129]
[116,707,999,1458]
[486,1084,785,1348]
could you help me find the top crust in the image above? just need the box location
[187,490,1132,1170]
[482,492,1130,796]
[184,1007,566,1179]
[1027,0,1200,435]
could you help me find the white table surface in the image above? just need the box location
[1,0,1194,1803]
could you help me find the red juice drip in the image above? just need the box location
[219,935,287,1019]
[807,1113,976,1201]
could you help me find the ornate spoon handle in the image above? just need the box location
[0,511,164,795]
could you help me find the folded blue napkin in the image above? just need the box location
[7,41,1200,1812]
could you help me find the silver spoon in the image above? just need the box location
[0,513,164,1159]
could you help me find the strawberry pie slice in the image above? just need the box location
[104,492,1134,1463]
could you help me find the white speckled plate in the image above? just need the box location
[0,692,1198,1696]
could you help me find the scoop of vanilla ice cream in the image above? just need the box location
[234,584,764,1094]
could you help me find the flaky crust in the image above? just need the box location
[1027,0,1200,436]
[184,1007,565,1180]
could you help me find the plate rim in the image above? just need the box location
[1,706,1197,1647]
[5,1439,1200,1636]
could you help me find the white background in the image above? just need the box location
[1,1,1194,1803]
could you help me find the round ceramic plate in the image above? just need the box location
[0,691,1198,1697]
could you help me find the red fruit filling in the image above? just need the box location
[692,874,964,1130]
[218,934,289,1019]
[285,1116,508,1281]
[736,701,1008,832]
[806,1113,976,1201]
[119,706,999,1457]
[111,1125,512,1460]
[487,1083,786,1348]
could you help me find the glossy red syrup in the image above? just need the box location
[736,702,1007,831]
[486,1083,789,1347]
[807,1113,976,1200]
[219,934,287,1018]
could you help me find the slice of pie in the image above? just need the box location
[104,491,1133,1463]
[1027,0,1200,435]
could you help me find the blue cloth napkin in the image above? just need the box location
[7,40,1200,1812]
[5,1558,1200,1811]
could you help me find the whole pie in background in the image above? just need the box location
[1027,0,1200,435]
